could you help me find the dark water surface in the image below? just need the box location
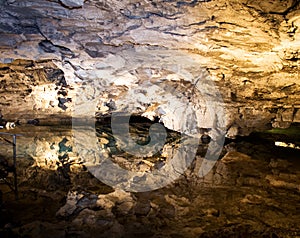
[0,123,300,237]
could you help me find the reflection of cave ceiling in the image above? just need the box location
[0,0,300,137]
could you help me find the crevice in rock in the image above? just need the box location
[38,40,75,59]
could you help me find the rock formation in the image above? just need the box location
[0,0,299,137]
[1,2,300,236]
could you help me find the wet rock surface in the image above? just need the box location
[0,125,299,237]
[0,0,300,236]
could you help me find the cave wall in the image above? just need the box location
[0,0,300,136]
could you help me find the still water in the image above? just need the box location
[0,122,300,237]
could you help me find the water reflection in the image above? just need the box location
[0,132,21,200]
[0,123,299,237]
[0,120,194,195]
[95,120,183,172]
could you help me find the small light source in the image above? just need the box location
[275,141,300,150]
